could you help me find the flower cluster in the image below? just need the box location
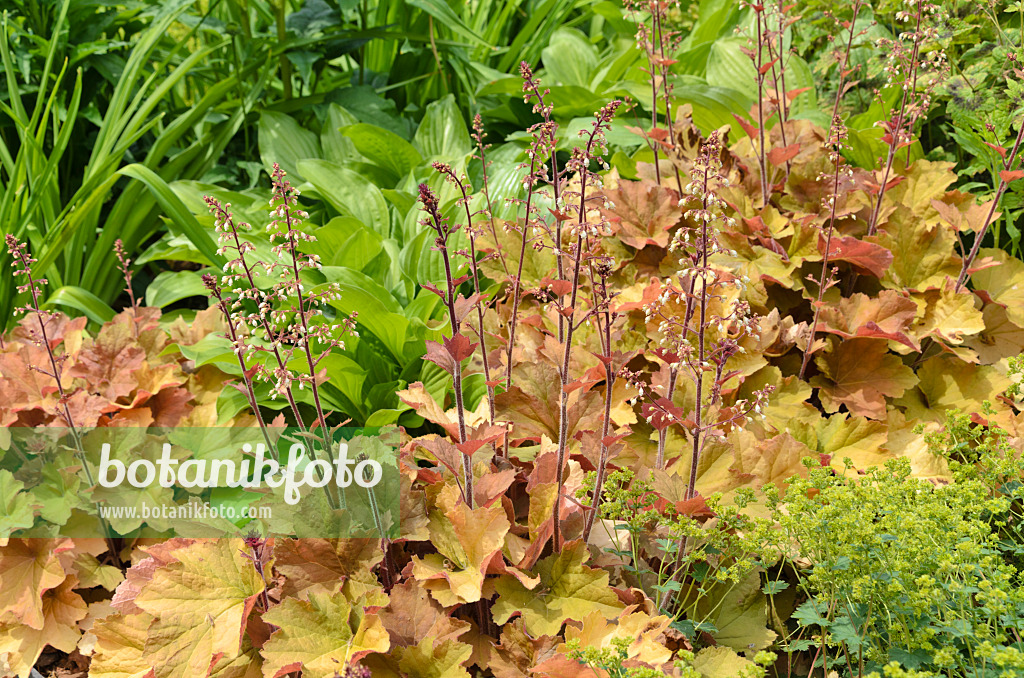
[6,234,51,320]
[640,132,770,480]
[204,166,355,404]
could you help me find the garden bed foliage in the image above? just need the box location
[3,1,1024,678]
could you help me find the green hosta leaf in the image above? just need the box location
[414,95,472,161]
[321,103,361,165]
[704,38,757,101]
[44,286,116,324]
[258,110,321,181]
[541,28,598,88]
[313,217,386,270]
[341,123,423,183]
[164,333,235,370]
[118,164,225,270]
[298,159,391,237]
[321,266,412,363]
[405,0,491,48]
[146,270,209,308]
[316,353,368,413]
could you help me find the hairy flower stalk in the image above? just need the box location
[864,0,944,240]
[688,146,714,500]
[956,119,1024,290]
[507,64,559,393]
[653,5,685,195]
[798,4,863,380]
[630,135,771,607]
[472,114,508,277]
[551,100,622,549]
[418,182,473,506]
[241,532,271,612]
[502,81,558,459]
[5,235,117,550]
[268,164,353,508]
[114,239,140,337]
[203,273,279,464]
[582,257,617,542]
[433,162,497,430]
[653,285,693,470]
[764,0,793,179]
[753,6,771,207]
[625,0,684,193]
[798,115,848,380]
[205,196,307,433]
[521,62,568,342]
[646,132,771,498]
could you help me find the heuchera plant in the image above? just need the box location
[5,1,1024,676]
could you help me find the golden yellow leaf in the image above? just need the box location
[260,589,390,678]
[133,539,266,678]
[492,541,623,637]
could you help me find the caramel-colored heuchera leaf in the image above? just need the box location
[494,360,602,443]
[528,606,679,678]
[817,233,893,278]
[817,291,918,349]
[485,622,561,678]
[910,356,1011,419]
[132,539,266,678]
[0,575,87,678]
[0,538,72,630]
[601,178,681,249]
[723,433,813,493]
[872,210,961,292]
[691,646,759,678]
[492,541,623,636]
[811,338,917,419]
[396,637,474,678]
[274,538,383,599]
[911,282,985,346]
[970,248,1024,328]
[260,589,390,678]
[566,608,672,667]
[411,484,514,606]
[377,581,469,649]
[965,304,1024,364]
